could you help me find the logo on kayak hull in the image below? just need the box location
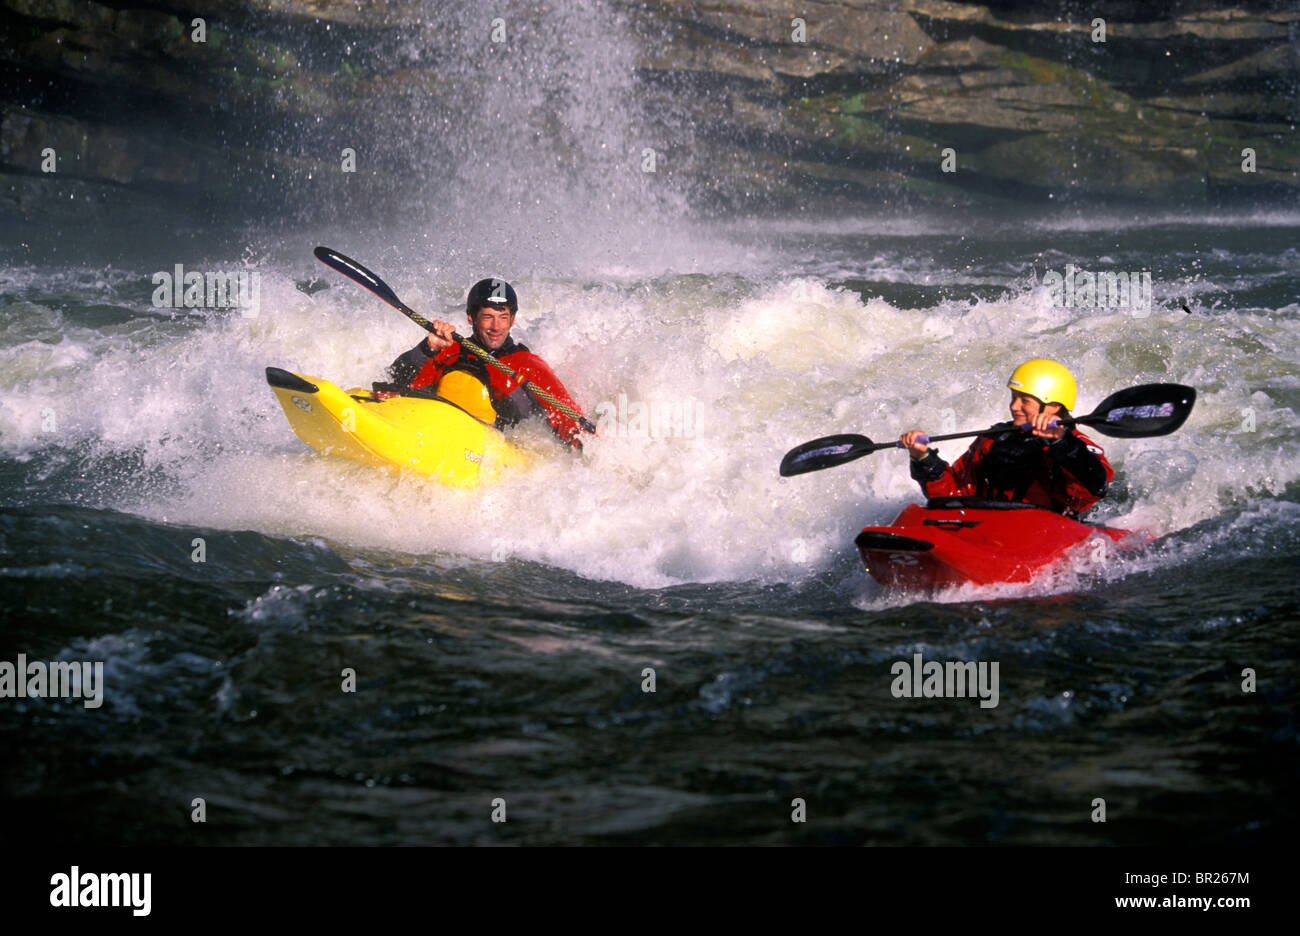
[291,396,312,413]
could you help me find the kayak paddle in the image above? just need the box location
[779,383,1196,477]
[313,245,596,433]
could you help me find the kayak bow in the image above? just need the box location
[266,366,527,487]
[856,497,1146,590]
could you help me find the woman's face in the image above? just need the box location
[1009,391,1060,425]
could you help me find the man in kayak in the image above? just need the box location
[898,359,1113,517]
[386,278,586,448]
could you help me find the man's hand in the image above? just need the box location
[899,430,929,459]
[425,320,457,353]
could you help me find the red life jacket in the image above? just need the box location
[919,430,1114,516]
[411,341,585,448]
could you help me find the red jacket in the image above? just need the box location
[911,428,1113,517]
[388,336,585,448]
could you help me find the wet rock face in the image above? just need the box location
[1,0,1297,231]
[633,0,1300,209]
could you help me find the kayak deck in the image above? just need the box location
[266,366,526,487]
[856,497,1138,590]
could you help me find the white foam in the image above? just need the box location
[2,241,1296,589]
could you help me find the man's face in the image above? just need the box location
[469,304,514,350]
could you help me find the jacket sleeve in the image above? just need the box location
[1047,430,1113,514]
[387,339,436,387]
[910,438,984,498]
[495,352,586,449]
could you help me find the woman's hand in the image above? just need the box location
[899,430,929,459]
[1028,410,1067,440]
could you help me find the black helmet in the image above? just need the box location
[466,278,518,314]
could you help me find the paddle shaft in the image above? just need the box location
[779,383,1195,477]
[909,418,1085,449]
[912,411,1128,448]
[313,247,595,433]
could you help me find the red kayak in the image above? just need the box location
[855,497,1142,590]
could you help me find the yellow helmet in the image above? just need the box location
[1007,359,1077,411]
[437,370,497,423]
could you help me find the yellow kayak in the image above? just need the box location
[265,366,527,487]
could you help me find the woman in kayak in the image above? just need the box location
[386,278,586,448]
[898,359,1113,517]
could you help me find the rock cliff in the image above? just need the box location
[2,0,1296,238]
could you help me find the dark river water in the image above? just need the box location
[2,216,1297,844]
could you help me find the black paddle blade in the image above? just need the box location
[1077,383,1197,438]
[314,246,405,311]
[780,434,878,476]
